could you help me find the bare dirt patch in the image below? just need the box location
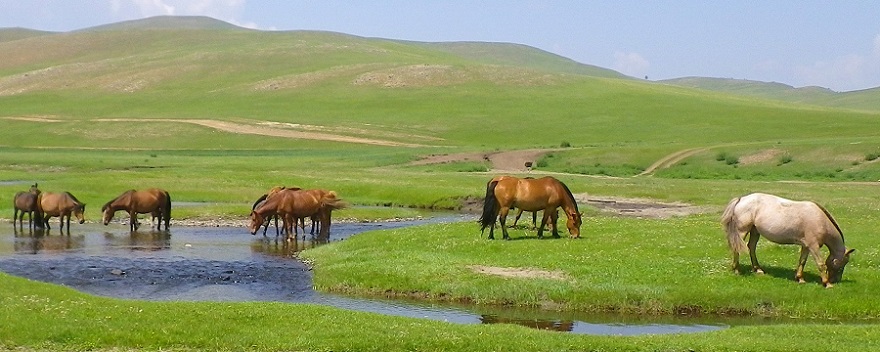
[469,265,569,281]
[411,149,561,171]
[1,116,63,123]
[576,195,711,219]
[93,118,426,147]
[739,148,784,165]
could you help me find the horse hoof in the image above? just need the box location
[754,269,765,275]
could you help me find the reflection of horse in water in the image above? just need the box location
[13,183,41,229]
[480,314,574,332]
[38,191,86,233]
[102,231,171,252]
[250,235,330,258]
[13,227,85,254]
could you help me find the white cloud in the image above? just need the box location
[612,51,650,78]
[792,34,880,91]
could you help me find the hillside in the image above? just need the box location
[1,16,879,182]
[0,28,54,43]
[661,77,880,112]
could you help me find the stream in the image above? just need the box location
[0,217,737,335]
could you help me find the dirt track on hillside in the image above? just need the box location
[411,149,563,172]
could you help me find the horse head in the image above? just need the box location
[73,204,86,224]
[826,248,855,285]
[248,211,264,235]
[565,211,583,238]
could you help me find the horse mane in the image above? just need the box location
[64,192,83,204]
[102,190,134,211]
[252,194,269,210]
[557,180,579,213]
[813,202,845,243]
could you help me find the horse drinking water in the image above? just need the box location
[479,176,582,240]
[248,188,346,241]
[102,188,171,231]
[720,193,855,287]
[38,191,86,232]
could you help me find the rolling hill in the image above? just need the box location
[1,16,879,182]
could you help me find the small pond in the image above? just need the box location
[0,217,740,335]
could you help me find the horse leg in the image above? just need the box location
[536,211,550,239]
[130,212,138,232]
[531,211,538,230]
[746,228,763,274]
[512,208,523,228]
[498,207,511,240]
[550,210,560,239]
[806,245,831,287]
[795,246,810,284]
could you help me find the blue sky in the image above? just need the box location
[2,1,879,92]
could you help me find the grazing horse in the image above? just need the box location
[248,188,346,240]
[721,193,855,287]
[13,183,42,229]
[38,192,86,232]
[102,188,171,231]
[479,176,582,240]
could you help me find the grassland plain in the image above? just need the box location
[2,17,880,351]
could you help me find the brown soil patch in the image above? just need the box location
[92,118,426,147]
[411,149,562,171]
[739,148,783,165]
[576,195,710,218]
[469,265,569,281]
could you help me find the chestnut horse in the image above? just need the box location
[248,188,346,240]
[479,176,582,240]
[102,188,171,231]
[38,191,86,232]
[721,193,855,287]
[13,183,41,229]
[251,186,301,237]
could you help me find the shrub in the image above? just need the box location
[866,152,880,161]
[560,141,571,148]
[778,154,793,165]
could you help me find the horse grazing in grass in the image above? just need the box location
[479,176,582,240]
[38,191,86,232]
[248,188,346,240]
[13,183,41,229]
[102,188,171,231]
[721,193,855,287]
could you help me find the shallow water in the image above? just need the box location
[0,218,731,335]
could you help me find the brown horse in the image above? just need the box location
[102,188,172,231]
[251,186,305,237]
[13,183,42,229]
[479,176,582,240]
[721,193,854,287]
[38,191,86,232]
[248,188,346,240]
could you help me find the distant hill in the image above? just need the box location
[660,77,880,111]
[78,15,247,32]
[0,28,55,43]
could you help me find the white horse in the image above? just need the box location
[720,193,854,287]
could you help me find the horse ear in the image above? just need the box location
[846,248,855,256]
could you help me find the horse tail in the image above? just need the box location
[813,202,844,243]
[320,191,348,211]
[164,191,172,227]
[479,180,500,233]
[720,196,747,254]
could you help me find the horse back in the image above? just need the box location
[739,193,841,244]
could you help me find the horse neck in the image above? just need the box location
[823,233,847,258]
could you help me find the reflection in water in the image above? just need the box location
[481,314,575,332]
[13,227,86,254]
[102,231,171,252]
[250,235,330,258]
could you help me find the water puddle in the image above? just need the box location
[0,218,731,335]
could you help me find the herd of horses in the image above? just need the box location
[11,175,855,287]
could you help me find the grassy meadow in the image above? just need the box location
[2,17,880,351]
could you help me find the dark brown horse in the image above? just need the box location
[479,176,582,240]
[13,183,41,229]
[251,186,303,237]
[38,191,86,232]
[248,188,346,240]
[102,188,171,231]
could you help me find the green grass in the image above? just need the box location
[2,19,880,350]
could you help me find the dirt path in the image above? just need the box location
[411,148,563,171]
[637,147,708,176]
